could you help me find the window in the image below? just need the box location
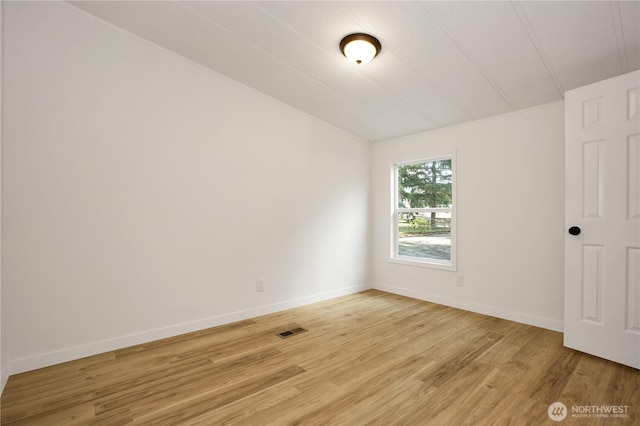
[392,157,455,269]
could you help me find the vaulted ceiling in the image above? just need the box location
[69,1,640,142]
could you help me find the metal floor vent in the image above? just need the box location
[277,327,307,339]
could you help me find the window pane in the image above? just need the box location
[397,211,451,261]
[397,159,452,209]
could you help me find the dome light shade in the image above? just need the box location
[340,33,381,65]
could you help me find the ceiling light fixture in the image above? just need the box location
[340,33,381,65]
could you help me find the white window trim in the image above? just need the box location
[390,154,457,271]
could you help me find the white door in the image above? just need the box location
[565,70,640,369]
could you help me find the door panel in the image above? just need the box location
[582,140,604,219]
[565,70,640,369]
[629,134,640,219]
[627,247,640,333]
[581,244,603,323]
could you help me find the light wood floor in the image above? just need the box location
[1,290,638,425]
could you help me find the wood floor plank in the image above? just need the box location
[1,403,97,426]
[238,380,345,426]
[2,290,638,425]
[94,349,289,418]
[178,382,303,425]
[128,365,306,425]
[396,361,498,425]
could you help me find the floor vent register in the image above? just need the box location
[277,327,308,339]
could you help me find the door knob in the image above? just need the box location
[568,226,581,236]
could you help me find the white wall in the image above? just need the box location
[0,0,7,394]
[372,102,565,331]
[2,1,370,375]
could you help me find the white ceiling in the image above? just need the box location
[69,1,640,142]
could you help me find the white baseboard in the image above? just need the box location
[374,282,563,332]
[1,362,9,395]
[8,284,371,376]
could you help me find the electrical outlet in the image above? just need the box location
[456,275,464,287]
[256,279,264,292]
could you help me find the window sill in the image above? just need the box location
[389,256,456,271]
